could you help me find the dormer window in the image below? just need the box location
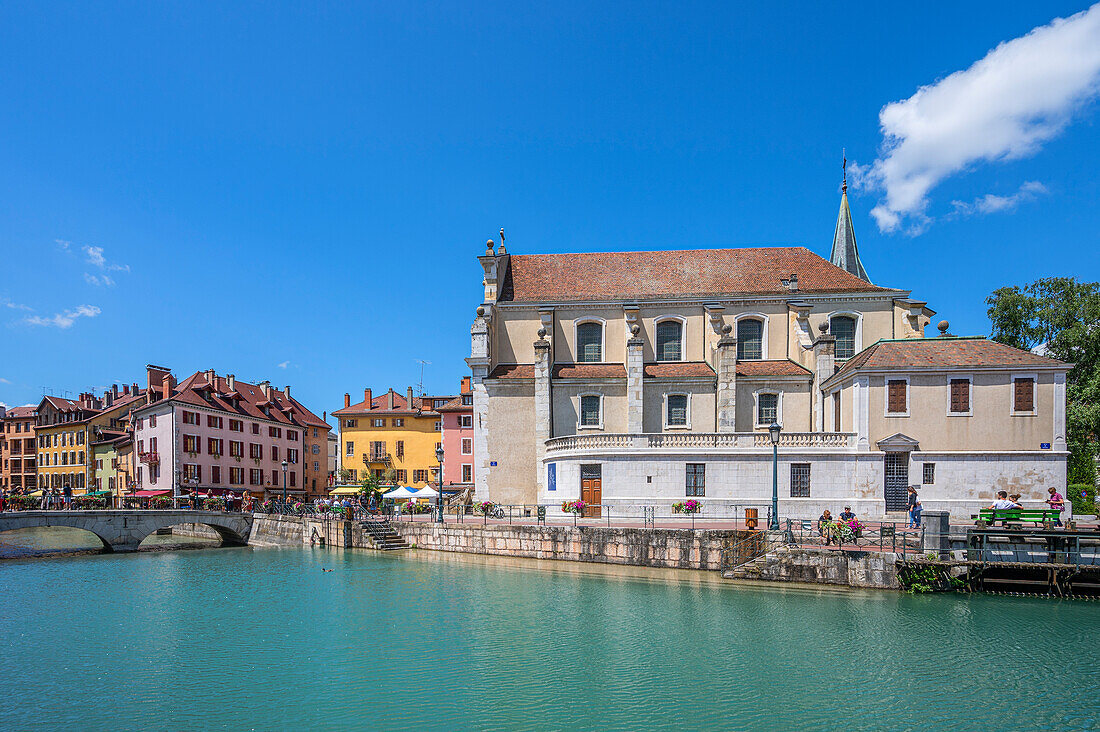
[576,322,603,363]
[737,319,764,360]
[655,320,683,362]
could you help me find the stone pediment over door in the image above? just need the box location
[876,433,920,452]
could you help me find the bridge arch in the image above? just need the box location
[0,511,253,552]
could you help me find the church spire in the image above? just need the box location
[830,151,870,283]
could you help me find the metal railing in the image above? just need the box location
[966,527,1100,567]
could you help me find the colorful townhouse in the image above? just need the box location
[36,385,149,495]
[438,376,475,492]
[92,425,135,498]
[333,387,455,488]
[1,406,37,494]
[131,367,331,500]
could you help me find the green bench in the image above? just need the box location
[974,508,1061,527]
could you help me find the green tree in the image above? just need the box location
[337,467,354,484]
[986,277,1100,484]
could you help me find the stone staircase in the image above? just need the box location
[360,518,409,551]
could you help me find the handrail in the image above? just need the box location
[545,432,857,453]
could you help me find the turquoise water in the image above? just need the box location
[2,546,1098,731]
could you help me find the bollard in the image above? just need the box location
[921,511,950,559]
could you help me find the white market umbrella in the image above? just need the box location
[413,486,439,498]
[384,486,420,499]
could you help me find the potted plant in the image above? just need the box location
[475,500,498,516]
[672,499,702,514]
[561,499,586,514]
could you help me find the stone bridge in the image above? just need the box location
[0,510,254,552]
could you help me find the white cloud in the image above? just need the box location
[83,273,116,287]
[55,239,71,251]
[82,244,129,273]
[277,361,290,369]
[950,180,1048,217]
[2,298,33,312]
[854,3,1100,233]
[24,304,101,329]
[0,378,10,384]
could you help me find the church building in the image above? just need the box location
[465,184,1070,520]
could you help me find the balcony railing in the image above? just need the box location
[545,432,857,455]
[138,451,160,465]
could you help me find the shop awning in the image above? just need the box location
[84,490,111,497]
[330,486,361,495]
[128,490,170,498]
[26,490,44,498]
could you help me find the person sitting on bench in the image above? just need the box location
[988,491,1021,526]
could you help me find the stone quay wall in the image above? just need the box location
[726,545,900,589]
[391,523,746,571]
[250,514,307,546]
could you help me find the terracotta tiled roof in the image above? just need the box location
[436,396,472,412]
[553,363,627,379]
[499,247,899,303]
[827,337,1069,385]
[165,372,330,428]
[332,389,449,417]
[736,360,813,377]
[643,362,716,378]
[3,406,37,419]
[487,364,535,379]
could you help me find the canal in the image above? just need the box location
[2,545,1097,730]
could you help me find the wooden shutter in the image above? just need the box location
[1014,378,1034,412]
[887,380,907,413]
[949,379,969,413]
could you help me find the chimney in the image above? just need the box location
[407,386,414,407]
[132,383,139,397]
[388,390,395,410]
[123,384,130,396]
[284,385,291,399]
[364,388,372,407]
[344,393,351,408]
[204,369,215,383]
[227,374,235,391]
[112,384,119,398]
[105,391,114,408]
[161,374,175,400]
[461,376,471,394]
[259,381,270,399]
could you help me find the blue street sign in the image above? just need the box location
[490,461,497,466]
[547,463,556,491]
[1040,443,1051,450]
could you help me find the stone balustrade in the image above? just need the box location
[545,431,857,455]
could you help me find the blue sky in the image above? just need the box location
[2,2,1098,421]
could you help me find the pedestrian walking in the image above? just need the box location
[63,484,73,510]
[906,487,919,528]
[1045,486,1065,526]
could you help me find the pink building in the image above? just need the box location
[131,366,331,500]
[438,376,474,492]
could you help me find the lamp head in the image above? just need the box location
[281,459,288,470]
[435,445,445,463]
[768,422,782,445]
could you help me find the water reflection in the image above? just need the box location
[0,526,220,559]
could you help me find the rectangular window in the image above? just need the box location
[923,462,935,485]
[344,419,357,428]
[395,469,407,483]
[373,419,385,428]
[182,411,198,425]
[1014,377,1035,413]
[346,441,354,457]
[462,395,473,406]
[288,448,298,464]
[208,438,223,456]
[272,469,279,484]
[460,415,472,428]
[576,322,603,362]
[434,421,442,431]
[887,380,907,414]
[395,441,404,459]
[461,438,473,455]
[370,441,387,461]
[462,464,473,482]
[756,393,778,425]
[230,467,243,485]
[580,395,601,427]
[833,391,841,431]
[413,469,430,483]
[393,419,404,427]
[949,379,970,414]
[666,394,688,427]
[790,463,810,497]
[211,466,221,484]
[271,445,279,461]
[184,463,200,482]
[288,430,298,441]
[229,440,243,458]
[229,419,243,432]
[249,469,262,486]
[250,443,262,459]
[183,435,200,453]
[252,423,260,435]
[150,413,157,428]
[686,463,705,497]
[207,415,223,428]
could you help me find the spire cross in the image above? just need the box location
[842,148,847,193]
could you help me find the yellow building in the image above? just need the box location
[36,387,147,495]
[333,387,453,488]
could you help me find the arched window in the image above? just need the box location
[737,319,764,360]
[655,320,683,362]
[576,322,603,363]
[831,315,857,359]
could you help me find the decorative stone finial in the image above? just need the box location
[476,306,485,317]
[722,324,732,335]
[485,240,495,255]
[630,324,640,336]
[937,320,950,335]
[537,327,547,339]
[818,321,829,334]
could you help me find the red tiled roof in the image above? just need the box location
[643,362,716,378]
[827,337,1069,384]
[332,389,451,417]
[3,406,37,419]
[553,363,627,379]
[436,396,472,412]
[165,372,330,429]
[487,364,535,379]
[736,360,813,377]
[500,247,898,303]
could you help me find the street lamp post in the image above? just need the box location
[435,445,445,524]
[768,422,782,530]
[281,459,288,508]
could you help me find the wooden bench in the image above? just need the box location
[973,508,1061,527]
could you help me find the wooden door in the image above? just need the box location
[581,464,602,517]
